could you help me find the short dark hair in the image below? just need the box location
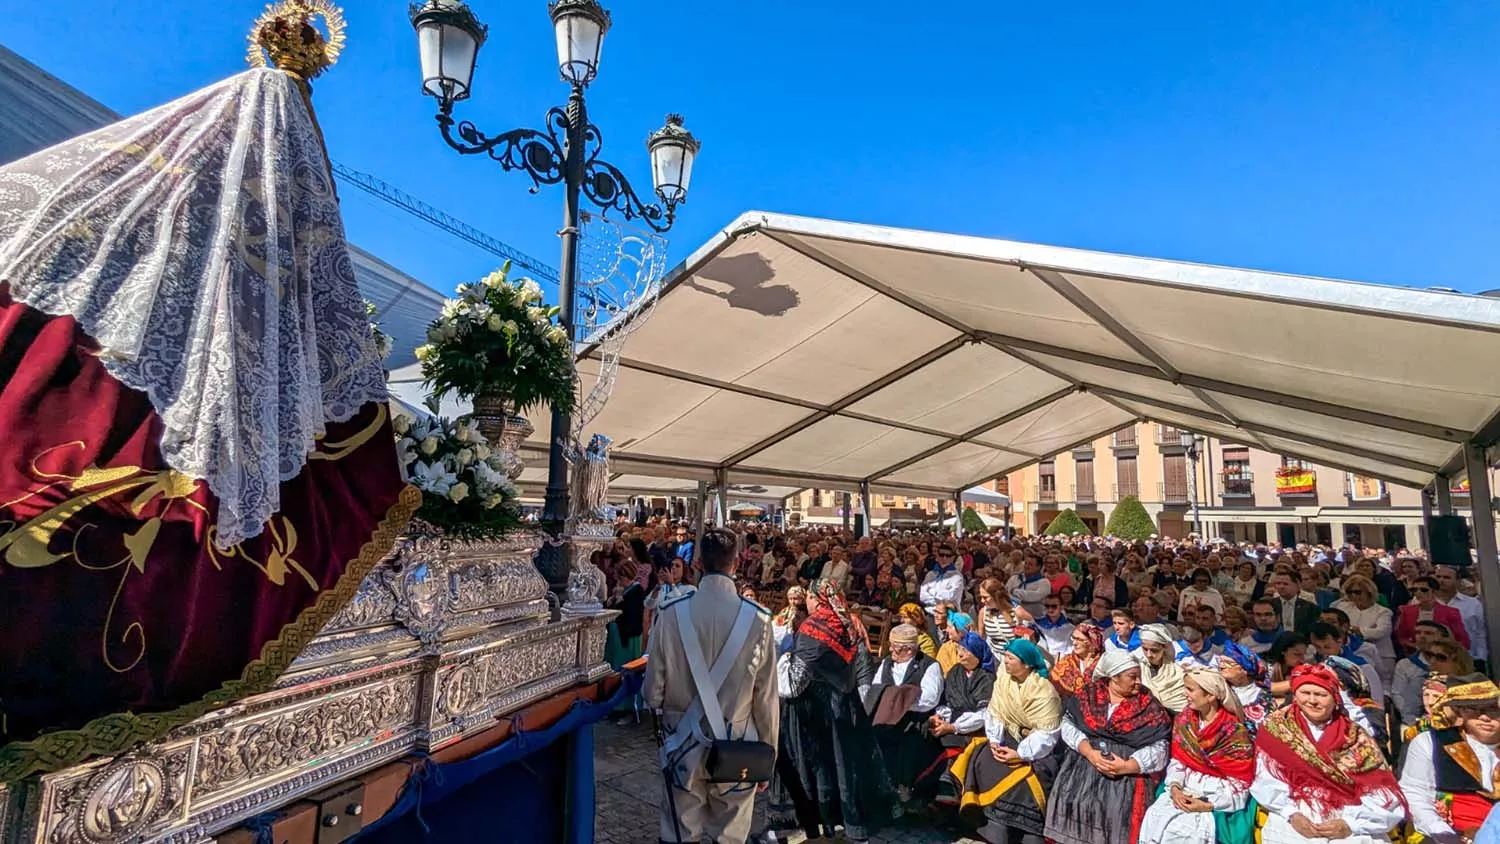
[1251,599,1276,613]
[1266,632,1308,665]
[1415,619,1454,638]
[1322,607,1351,626]
[699,528,739,573]
[1414,575,1440,591]
[1309,621,1343,642]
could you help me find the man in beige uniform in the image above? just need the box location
[644,528,779,844]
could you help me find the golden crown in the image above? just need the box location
[246,0,347,80]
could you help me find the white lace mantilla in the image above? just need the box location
[0,68,389,548]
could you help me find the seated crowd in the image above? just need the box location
[600,518,1497,844]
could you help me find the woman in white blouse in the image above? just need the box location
[1139,670,1256,844]
[1331,574,1395,687]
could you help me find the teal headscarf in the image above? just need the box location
[947,611,974,633]
[1005,638,1049,679]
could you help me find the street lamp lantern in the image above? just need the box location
[549,0,611,86]
[647,114,700,207]
[410,0,487,106]
[1179,430,1195,450]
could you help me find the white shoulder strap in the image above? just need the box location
[679,599,756,741]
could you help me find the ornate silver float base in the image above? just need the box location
[0,530,617,844]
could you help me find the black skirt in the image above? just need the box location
[783,679,895,839]
[949,732,1059,836]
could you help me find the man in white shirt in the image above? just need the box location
[1006,554,1051,618]
[870,623,945,804]
[919,544,966,615]
[1399,676,1500,842]
[1392,621,1451,726]
[1436,565,1487,667]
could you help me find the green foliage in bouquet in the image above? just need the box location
[1105,495,1156,540]
[960,506,987,534]
[393,410,522,540]
[415,261,576,414]
[1043,508,1090,536]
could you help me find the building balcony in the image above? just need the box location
[1071,484,1096,505]
[1111,429,1138,448]
[1159,481,1190,505]
[1114,480,1140,500]
[1156,425,1186,446]
[1222,474,1254,498]
[1038,487,1057,504]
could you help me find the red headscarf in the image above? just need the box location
[798,578,855,662]
[1254,664,1405,816]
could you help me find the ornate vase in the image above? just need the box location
[469,393,533,480]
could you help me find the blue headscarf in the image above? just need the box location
[959,631,996,673]
[948,611,974,634]
[1219,640,1267,683]
[1005,638,1049,679]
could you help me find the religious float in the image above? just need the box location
[0,4,626,842]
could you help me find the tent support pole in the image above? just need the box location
[936,498,946,533]
[1436,476,1454,516]
[842,491,852,533]
[692,481,708,564]
[714,469,728,527]
[1461,443,1500,677]
[953,492,964,538]
[1420,485,1435,552]
[859,482,873,538]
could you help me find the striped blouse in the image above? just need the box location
[982,607,1016,661]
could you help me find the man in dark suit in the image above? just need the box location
[1266,569,1320,635]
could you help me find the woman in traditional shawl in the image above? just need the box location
[783,578,892,842]
[950,639,1062,844]
[1044,648,1173,844]
[1050,623,1104,699]
[1137,623,1188,714]
[1250,663,1406,844]
[928,631,998,804]
[1402,672,1454,743]
[1218,641,1273,734]
[1139,668,1256,844]
[767,585,820,840]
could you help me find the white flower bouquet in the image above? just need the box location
[393,411,522,538]
[414,261,575,414]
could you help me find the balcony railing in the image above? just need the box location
[1071,484,1096,504]
[1156,425,1185,445]
[1223,473,1254,497]
[1112,429,1138,448]
[1114,480,1140,499]
[1160,480,1190,504]
[1038,487,1057,504]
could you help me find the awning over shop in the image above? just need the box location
[533,211,1500,496]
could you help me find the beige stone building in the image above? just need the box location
[1002,421,1476,550]
[785,479,1010,528]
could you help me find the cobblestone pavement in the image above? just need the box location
[593,717,983,844]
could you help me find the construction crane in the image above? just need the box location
[331,161,560,285]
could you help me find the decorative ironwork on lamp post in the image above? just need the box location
[411,0,700,587]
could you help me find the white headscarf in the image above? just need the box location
[1139,623,1176,646]
[1185,668,1244,719]
[1094,648,1139,679]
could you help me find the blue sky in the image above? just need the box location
[6,1,1499,295]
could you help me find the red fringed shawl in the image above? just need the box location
[1255,704,1405,817]
[1173,706,1255,787]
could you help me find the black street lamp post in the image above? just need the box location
[411,0,700,587]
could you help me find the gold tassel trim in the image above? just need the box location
[0,483,422,783]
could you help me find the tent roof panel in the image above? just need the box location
[747,416,948,479]
[975,392,1136,458]
[846,343,1072,436]
[776,231,1154,365]
[881,442,1035,490]
[1066,270,1500,432]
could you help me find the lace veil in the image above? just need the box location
[0,68,389,548]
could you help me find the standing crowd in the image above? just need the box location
[622,517,1497,844]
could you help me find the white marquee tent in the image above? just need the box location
[521,211,1500,658]
[540,211,1500,497]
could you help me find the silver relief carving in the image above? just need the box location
[18,532,612,844]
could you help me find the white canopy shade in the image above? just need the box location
[961,486,1010,506]
[940,511,1007,529]
[536,211,1500,496]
